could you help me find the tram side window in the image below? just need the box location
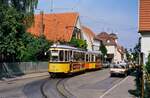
[91,55,94,62]
[65,51,68,61]
[93,55,96,62]
[89,55,91,62]
[86,54,88,62]
[74,52,80,61]
[96,55,101,62]
[70,51,73,61]
[74,52,77,61]
[59,50,64,61]
[78,52,84,61]
[81,52,85,61]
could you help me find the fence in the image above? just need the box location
[0,62,48,78]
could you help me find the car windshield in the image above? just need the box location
[111,64,126,69]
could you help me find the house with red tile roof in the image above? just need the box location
[28,12,82,42]
[139,0,150,64]
[28,12,103,52]
[96,32,125,63]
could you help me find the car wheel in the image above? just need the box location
[124,73,127,77]
[110,74,113,77]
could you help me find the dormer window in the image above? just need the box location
[107,40,110,43]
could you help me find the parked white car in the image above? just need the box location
[110,62,129,77]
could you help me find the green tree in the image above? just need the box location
[69,37,87,50]
[0,0,38,12]
[0,0,38,27]
[125,48,132,61]
[0,6,26,62]
[99,42,107,57]
[0,0,38,62]
[21,33,52,61]
[0,4,51,62]
[145,54,150,98]
[131,39,140,63]
[146,54,150,73]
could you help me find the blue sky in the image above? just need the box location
[36,0,139,49]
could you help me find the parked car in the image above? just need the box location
[110,62,129,77]
[103,61,110,68]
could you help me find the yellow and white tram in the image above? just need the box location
[46,44,102,77]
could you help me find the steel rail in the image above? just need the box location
[56,78,76,98]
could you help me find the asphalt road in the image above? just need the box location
[0,76,48,98]
[0,69,133,98]
[0,76,70,98]
[23,78,47,98]
[65,69,125,98]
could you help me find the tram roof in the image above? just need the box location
[50,44,82,51]
[50,44,102,54]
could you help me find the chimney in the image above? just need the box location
[40,11,44,36]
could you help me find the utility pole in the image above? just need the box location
[50,0,53,12]
[140,52,144,98]
[139,37,144,98]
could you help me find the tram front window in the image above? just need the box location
[51,50,59,62]
[51,56,59,61]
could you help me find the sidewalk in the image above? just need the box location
[0,72,49,83]
[101,76,136,98]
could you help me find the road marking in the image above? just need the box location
[99,76,129,98]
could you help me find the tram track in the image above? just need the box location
[56,78,76,98]
[40,79,48,98]
[41,77,75,98]
[23,77,48,98]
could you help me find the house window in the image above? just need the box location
[72,27,81,39]
[107,40,110,43]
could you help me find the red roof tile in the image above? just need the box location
[82,26,95,43]
[82,26,95,37]
[96,32,117,45]
[28,12,79,42]
[139,0,150,32]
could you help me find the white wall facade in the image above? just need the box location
[106,45,115,62]
[75,17,93,51]
[106,45,115,54]
[82,32,93,51]
[114,49,122,63]
[93,40,100,51]
[106,45,124,63]
[141,33,150,64]
[75,17,101,51]
[75,17,82,29]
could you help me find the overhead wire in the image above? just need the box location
[80,15,137,33]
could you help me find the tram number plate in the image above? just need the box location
[72,63,83,70]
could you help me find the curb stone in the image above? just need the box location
[0,72,49,83]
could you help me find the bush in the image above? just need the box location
[145,53,150,98]
[146,54,150,73]
[68,37,87,50]
[20,33,52,61]
[145,81,150,98]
